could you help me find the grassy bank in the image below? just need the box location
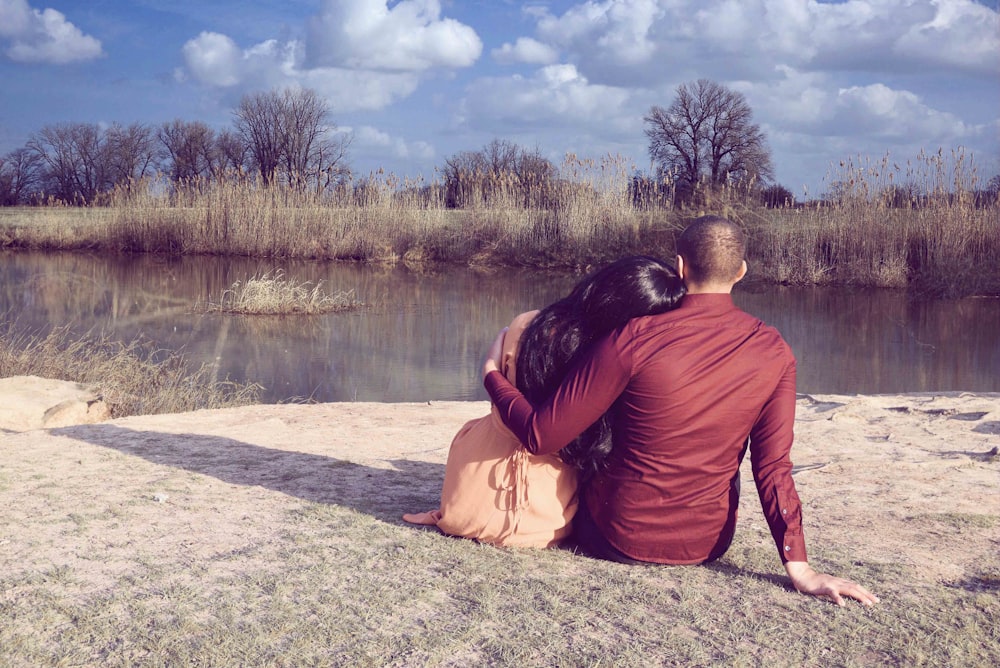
[2,392,997,667]
[4,508,995,667]
[1,152,997,296]
[0,325,260,417]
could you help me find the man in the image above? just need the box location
[483,215,878,606]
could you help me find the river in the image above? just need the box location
[2,251,997,402]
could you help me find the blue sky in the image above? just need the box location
[1,0,997,197]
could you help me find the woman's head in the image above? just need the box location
[570,255,686,330]
[515,255,685,478]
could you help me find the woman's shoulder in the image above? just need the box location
[505,310,541,343]
[508,310,541,330]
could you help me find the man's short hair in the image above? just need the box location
[676,215,746,285]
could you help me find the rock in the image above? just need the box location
[0,375,110,432]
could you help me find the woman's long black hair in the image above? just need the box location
[514,256,686,480]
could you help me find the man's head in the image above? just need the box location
[675,215,748,293]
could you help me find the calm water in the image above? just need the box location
[2,250,998,402]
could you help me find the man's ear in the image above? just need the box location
[734,260,748,283]
[676,255,685,281]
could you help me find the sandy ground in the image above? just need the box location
[1,379,998,598]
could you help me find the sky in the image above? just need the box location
[1,0,997,198]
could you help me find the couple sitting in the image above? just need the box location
[405,216,878,607]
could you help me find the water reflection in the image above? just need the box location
[734,285,1000,395]
[2,250,997,401]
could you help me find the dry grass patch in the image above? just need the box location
[0,324,259,417]
[200,270,362,315]
[1,498,996,667]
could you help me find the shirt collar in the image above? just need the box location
[677,293,736,313]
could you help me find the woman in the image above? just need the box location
[403,256,686,547]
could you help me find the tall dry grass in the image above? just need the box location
[1,155,684,270]
[1,149,996,295]
[745,149,999,296]
[0,324,260,417]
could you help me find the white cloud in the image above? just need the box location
[441,0,996,195]
[181,32,245,87]
[744,74,977,191]
[180,31,422,112]
[0,0,33,35]
[518,0,999,85]
[894,0,1000,73]
[750,66,973,139]
[832,84,969,140]
[459,63,639,147]
[747,66,829,127]
[305,0,481,71]
[180,0,480,113]
[352,125,435,162]
[171,0,996,191]
[534,0,665,82]
[298,69,420,113]
[492,37,558,65]
[0,0,103,64]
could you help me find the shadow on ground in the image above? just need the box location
[51,423,445,524]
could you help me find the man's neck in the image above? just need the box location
[684,284,735,295]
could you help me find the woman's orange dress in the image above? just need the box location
[402,311,579,548]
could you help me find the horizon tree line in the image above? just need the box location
[1,81,995,209]
[0,87,351,206]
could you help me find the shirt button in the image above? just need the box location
[784,545,791,552]
[782,508,787,515]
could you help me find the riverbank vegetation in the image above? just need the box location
[199,271,362,315]
[2,83,996,297]
[2,148,997,298]
[0,324,260,417]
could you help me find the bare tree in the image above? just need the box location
[106,122,157,188]
[441,139,556,208]
[233,87,349,189]
[27,123,112,204]
[157,119,216,183]
[760,183,795,208]
[978,174,1000,207]
[233,91,283,185]
[442,148,487,208]
[25,123,156,203]
[312,133,352,193]
[644,79,773,204]
[278,87,327,190]
[0,148,43,205]
[213,129,250,179]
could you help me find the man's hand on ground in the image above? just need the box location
[784,561,880,607]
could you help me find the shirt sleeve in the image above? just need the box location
[749,357,808,563]
[485,332,632,456]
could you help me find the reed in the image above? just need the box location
[201,270,362,315]
[1,149,996,296]
[744,149,999,296]
[0,324,260,417]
